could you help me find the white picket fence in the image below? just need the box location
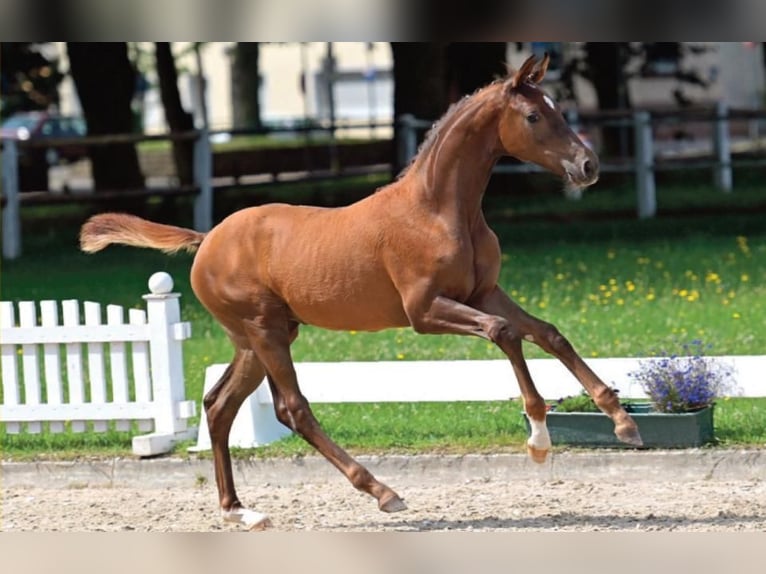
[191,355,766,451]
[1,272,196,456]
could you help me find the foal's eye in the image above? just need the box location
[526,112,540,124]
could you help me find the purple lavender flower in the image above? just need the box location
[628,340,735,413]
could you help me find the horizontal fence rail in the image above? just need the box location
[3,105,766,259]
[0,129,212,260]
[191,355,766,451]
[0,272,196,455]
[399,103,766,219]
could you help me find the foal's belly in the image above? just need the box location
[281,272,412,332]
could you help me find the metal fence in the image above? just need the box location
[398,103,766,219]
[3,105,766,260]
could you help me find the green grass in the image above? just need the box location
[4,398,764,461]
[2,178,766,458]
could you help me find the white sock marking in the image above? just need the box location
[221,507,270,529]
[527,417,551,451]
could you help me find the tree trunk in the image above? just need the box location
[584,43,632,157]
[446,43,508,102]
[390,42,449,173]
[67,42,144,191]
[231,42,262,129]
[155,42,195,186]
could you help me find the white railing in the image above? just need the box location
[191,355,766,451]
[1,272,196,456]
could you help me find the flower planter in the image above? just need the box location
[523,403,714,448]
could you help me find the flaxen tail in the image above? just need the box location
[80,213,206,255]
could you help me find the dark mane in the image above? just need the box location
[397,77,508,179]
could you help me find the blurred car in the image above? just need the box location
[1,111,88,163]
[1,111,88,190]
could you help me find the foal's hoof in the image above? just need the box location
[615,422,644,447]
[249,517,273,532]
[221,507,272,531]
[526,444,549,464]
[379,493,408,513]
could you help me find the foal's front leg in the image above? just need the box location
[404,293,555,461]
[403,288,642,462]
[478,287,643,448]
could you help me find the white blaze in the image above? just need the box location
[543,94,556,110]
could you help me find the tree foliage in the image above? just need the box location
[0,42,63,119]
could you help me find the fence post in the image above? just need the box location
[397,114,418,170]
[565,108,580,132]
[633,110,656,219]
[2,140,21,259]
[193,129,213,232]
[134,272,195,456]
[713,101,733,192]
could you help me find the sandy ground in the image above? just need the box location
[4,473,765,532]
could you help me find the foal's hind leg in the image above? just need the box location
[244,317,407,513]
[203,348,272,530]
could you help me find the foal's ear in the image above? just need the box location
[528,52,550,84]
[508,53,550,90]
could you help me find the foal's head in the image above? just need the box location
[497,54,599,195]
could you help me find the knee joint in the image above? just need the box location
[486,318,515,344]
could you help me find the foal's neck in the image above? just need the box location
[409,87,505,226]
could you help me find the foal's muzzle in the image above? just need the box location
[564,150,599,188]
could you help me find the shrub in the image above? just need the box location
[553,391,601,412]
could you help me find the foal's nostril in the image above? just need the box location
[582,159,594,179]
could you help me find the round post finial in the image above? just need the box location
[148,272,174,294]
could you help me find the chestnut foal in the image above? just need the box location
[80,54,642,530]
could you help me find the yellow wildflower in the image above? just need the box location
[736,236,750,256]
